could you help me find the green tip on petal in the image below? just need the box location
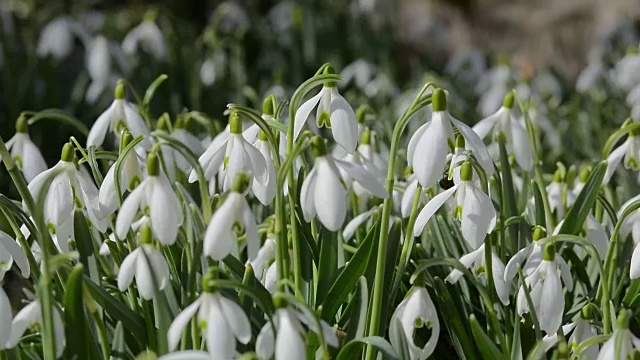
[140,223,153,244]
[503,91,515,109]
[229,112,242,134]
[460,160,473,181]
[147,151,160,177]
[553,168,564,183]
[617,309,631,329]
[532,226,546,241]
[360,127,371,145]
[231,172,251,193]
[310,136,327,157]
[455,134,465,149]
[202,266,218,293]
[115,80,126,100]
[120,131,133,153]
[15,114,29,133]
[157,113,170,131]
[542,242,556,261]
[262,95,275,116]
[432,88,447,112]
[61,142,75,162]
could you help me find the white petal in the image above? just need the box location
[115,181,147,239]
[243,140,269,185]
[604,141,628,183]
[631,243,640,279]
[7,301,41,348]
[491,252,510,305]
[87,103,115,148]
[413,185,458,236]
[117,249,139,291]
[276,312,306,360]
[445,246,484,283]
[123,102,151,148]
[461,185,497,249]
[314,158,347,231]
[53,307,66,357]
[401,179,421,218]
[539,264,563,334]
[99,165,119,214]
[0,288,11,345]
[300,167,318,222]
[240,198,260,261]
[334,158,388,198]
[412,113,450,188]
[203,198,237,260]
[45,172,73,227]
[167,299,202,351]
[0,231,29,278]
[406,122,430,168]
[452,117,495,176]
[342,209,375,240]
[472,113,499,139]
[150,177,182,245]
[21,138,48,183]
[330,92,358,154]
[556,256,574,291]
[596,336,615,360]
[192,137,227,183]
[158,351,211,360]
[147,246,170,291]
[76,168,107,232]
[510,119,533,171]
[294,92,322,141]
[504,246,531,284]
[135,247,155,300]
[217,295,251,344]
[205,303,236,359]
[256,323,275,360]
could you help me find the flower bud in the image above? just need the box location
[262,95,275,116]
[578,166,591,183]
[157,113,171,131]
[202,266,219,293]
[455,134,465,149]
[616,309,631,329]
[432,88,447,112]
[61,142,75,162]
[258,129,268,141]
[119,131,133,153]
[140,223,153,244]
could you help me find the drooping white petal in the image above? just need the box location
[452,117,495,176]
[461,185,496,249]
[76,168,107,232]
[472,113,499,139]
[256,322,275,360]
[0,231,29,278]
[135,247,156,300]
[342,209,376,241]
[504,245,532,284]
[329,91,358,154]
[167,299,202,351]
[21,137,48,183]
[87,102,116,148]
[406,122,430,168]
[539,263,563,334]
[491,252,510,305]
[205,301,236,359]
[630,243,640,279]
[314,158,347,231]
[401,179,421,218]
[243,140,269,185]
[149,177,182,245]
[99,165,119,214]
[510,119,533,171]
[334,158,388,198]
[604,141,629,183]
[192,136,228,183]
[203,197,237,260]
[294,92,322,141]
[276,311,306,360]
[217,295,251,344]
[45,172,73,227]
[240,197,259,261]
[158,351,211,360]
[115,181,147,239]
[445,245,485,283]
[117,248,139,291]
[413,185,458,236]
[122,102,151,148]
[300,167,318,222]
[412,113,450,188]
[7,301,41,348]
[0,288,11,346]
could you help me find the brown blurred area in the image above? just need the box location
[396,0,640,80]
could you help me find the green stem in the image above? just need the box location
[390,182,422,298]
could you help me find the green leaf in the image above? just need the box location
[142,74,168,111]
[337,336,399,360]
[433,278,477,360]
[377,220,403,335]
[558,161,606,235]
[73,211,95,278]
[64,265,94,360]
[110,322,126,360]
[531,181,546,228]
[83,276,147,339]
[321,218,379,321]
[623,279,640,307]
[345,277,369,342]
[469,314,506,360]
[498,137,520,251]
[316,230,339,306]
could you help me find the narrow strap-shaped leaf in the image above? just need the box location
[345,277,369,342]
[110,322,126,360]
[337,336,399,360]
[558,161,606,235]
[433,278,478,360]
[316,229,339,306]
[469,314,507,360]
[64,265,93,360]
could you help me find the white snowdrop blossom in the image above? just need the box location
[617,194,640,279]
[250,237,276,279]
[99,131,145,215]
[294,70,359,154]
[87,82,151,149]
[413,160,496,249]
[407,88,493,189]
[341,59,376,90]
[338,128,388,200]
[204,181,259,261]
[117,227,170,300]
[542,311,599,358]
[158,351,210,360]
[122,18,167,61]
[613,47,640,92]
[190,112,268,193]
[475,63,512,117]
[504,228,545,285]
[155,116,205,181]
[517,242,573,335]
[252,130,277,205]
[300,137,388,231]
[390,284,440,359]
[445,244,510,305]
[256,306,339,360]
[554,214,608,258]
[0,230,30,281]
[5,299,66,358]
[115,151,183,245]
[167,273,251,358]
[400,174,424,219]
[6,116,47,183]
[545,168,575,218]
[472,91,533,171]
[28,143,107,253]
[597,310,640,360]
[604,123,640,183]
[37,16,88,61]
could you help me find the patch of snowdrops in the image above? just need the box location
[5,33,640,360]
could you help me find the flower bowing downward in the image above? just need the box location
[6,115,47,183]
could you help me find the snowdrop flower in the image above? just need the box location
[627,85,640,120]
[613,46,640,92]
[87,81,151,149]
[155,115,205,181]
[122,14,166,61]
[407,88,493,189]
[252,130,277,205]
[505,227,545,285]
[413,160,496,249]
[190,112,267,193]
[554,214,608,258]
[158,351,210,360]
[167,268,251,357]
[37,16,88,61]
[116,150,183,245]
[445,244,509,305]
[203,173,259,261]
[390,283,440,359]
[256,306,338,360]
[5,115,47,182]
[341,59,376,90]
[546,168,574,218]
[445,47,486,84]
[618,195,640,279]
[294,66,358,154]
[543,306,599,358]
[117,224,170,300]
[517,242,573,335]
[604,119,640,183]
[0,230,29,281]
[99,131,145,215]
[597,309,640,359]
[301,136,388,231]
[473,91,533,171]
[250,237,276,279]
[576,48,605,93]
[338,128,388,200]
[85,35,115,102]
[28,143,107,252]
[476,62,512,117]
[400,173,424,219]
[5,299,65,358]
